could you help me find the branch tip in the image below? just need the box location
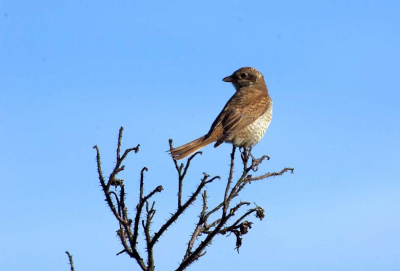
[65,251,74,271]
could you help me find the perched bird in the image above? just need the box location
[170,67,272,160]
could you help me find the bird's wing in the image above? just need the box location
[205,87,270,140]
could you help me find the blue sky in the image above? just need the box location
[1,0,399,270]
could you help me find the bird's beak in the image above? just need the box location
[222,75,233,82]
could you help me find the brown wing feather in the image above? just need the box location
[205,87,270,144]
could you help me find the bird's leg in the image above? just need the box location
[240,147,249,162]
[248,147,256,161]
[240,147,258,168]
[246,147,261,172]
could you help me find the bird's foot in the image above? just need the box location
[250,154,270,172]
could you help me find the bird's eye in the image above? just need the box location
[240,73,248,78]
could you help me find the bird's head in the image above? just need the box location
[222,67,265,90]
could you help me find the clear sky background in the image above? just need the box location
[1,0,399,270]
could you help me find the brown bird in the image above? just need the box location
[170,67,272,160]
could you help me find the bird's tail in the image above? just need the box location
[170,135,216,160]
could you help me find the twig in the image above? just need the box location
[93,145,124,223]
[143,201,156,270]
[109,191,121,216]
[184,190,209,260]
[133,168,162,251]
[247,167,294,181]
[65,251,74,271]
[169,139,202,208]
[151,173,220,248]
[223,145,236,215]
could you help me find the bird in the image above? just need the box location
[170,67,272,160]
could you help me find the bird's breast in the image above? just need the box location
[228,102,273,148]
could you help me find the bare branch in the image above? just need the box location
[94,128,293,271]
[151,173,220,248]
[169,139,203,208]
[140,167,148,201]
[229,202,251,217]
[93,128,146,271]
[184,190,209,261]
[247,167,294,181]
[201,191,208,218]
[143,201,155,270]
[223,145,236,215]
[203,202,252,234]
[116,226,134,257]
[65,251,74,271]
[117,126,123,160]
[93,145,106,187]
[182,151,203,180]
[178,146,280,270]
[223,207,260,233]
[143,186,164,203]
[107,127,139,191]
[93,146,124,224]
[203,202,223,224]
[108,191,121,216]
[133,168,162,251]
